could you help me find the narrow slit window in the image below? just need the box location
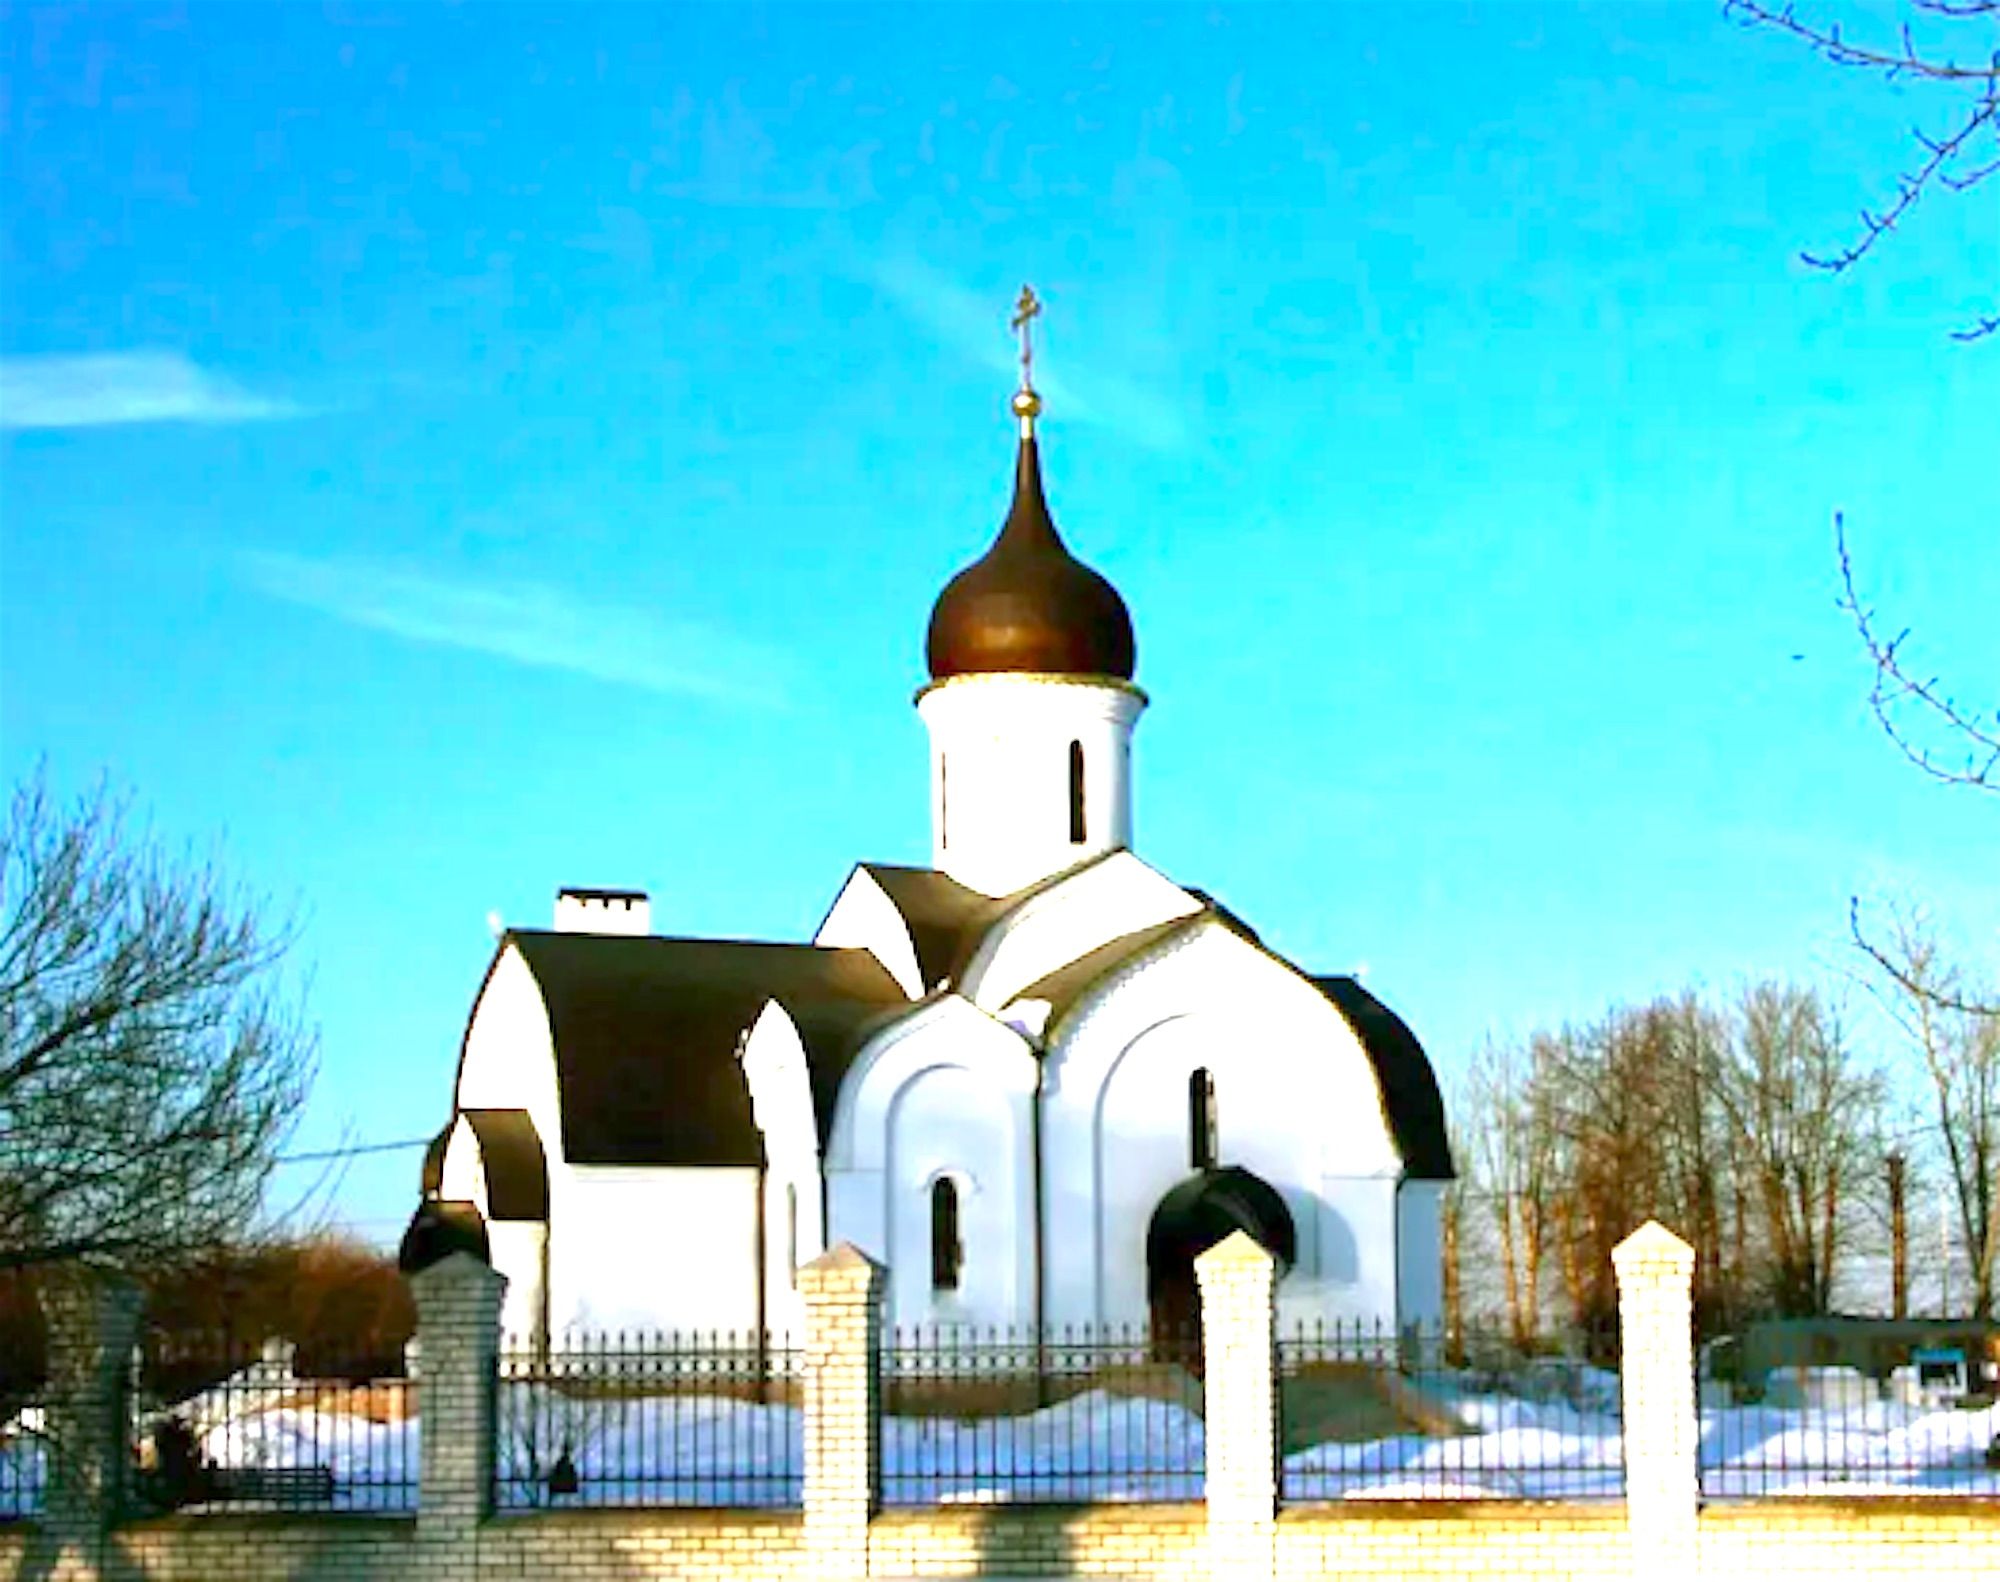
[1190,1068,1218,1170]
[940,754,949,848]
[786,1182,799,1286]
[930,1178,962,1292]
[1068,740,1087,844]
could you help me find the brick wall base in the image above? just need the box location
[5,1500,1998,1582]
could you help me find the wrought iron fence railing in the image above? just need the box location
[1277,1319,1626,1502]
[878,1321,1204,1506]
[1696,1366,2000,1498]
[128,1338,416,1513]
[495,1331,802,1510]
[1,1387,46,1520]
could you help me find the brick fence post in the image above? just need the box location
[409,1250,506,1564]
[1197,1231,1277,1582]
[36,1268,143,1580]
[798,1243,884,1582]
[1613,1220,1698,1582]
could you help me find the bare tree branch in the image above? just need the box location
[1835,513,2000,793]
[1725,0,2000,340]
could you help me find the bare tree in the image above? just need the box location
[1461,1035,1560,1345]
[0,771,315,1277]
[1472,985,1880,1329]
[1861,906,2000,1315]
[1726,0,2000,342]
[1717,982,1882,1317]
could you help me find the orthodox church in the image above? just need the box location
[401,295,1452,1345]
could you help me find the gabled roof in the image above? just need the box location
[1014,913,1208,1028]
[855,864,996,992]
[1312,976,1455,1181]
[506,931,906,1167]
[1004,903,1454,1184]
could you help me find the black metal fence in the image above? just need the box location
[495,1332,802,1510]
[1,1392,44,1520]
[1697,1370,2000,1498]
[128,1338,417,1513]
[879,1322,1204,1505]
[1277,1319,1626,1502]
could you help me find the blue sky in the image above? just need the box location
[3,1,1995,1246]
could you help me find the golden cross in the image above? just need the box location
[1010,283,1042,390]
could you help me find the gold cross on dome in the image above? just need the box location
[1011,283,1042,389]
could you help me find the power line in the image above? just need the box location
[273,1136,432,1166]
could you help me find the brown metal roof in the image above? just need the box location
[397,1198,489,1274]
[508,931,907,1167]
[857,864,1001,992]
[1311,976,1455,1181]
[460,1108,549,1221]
[926,434,1136,681]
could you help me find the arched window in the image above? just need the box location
[1068,740,1087,844]
[1189,1068,1218,1170]
[930,1177,963,1292]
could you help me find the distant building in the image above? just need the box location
[401,310,1453,1344]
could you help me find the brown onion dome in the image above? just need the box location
[926,433,1136,681]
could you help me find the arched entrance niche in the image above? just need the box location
[1144,1166,1296,1369]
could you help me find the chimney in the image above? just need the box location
[553,887,651,936]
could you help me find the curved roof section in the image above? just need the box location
[1146,1166,1298,1273]
[397,1199,489,1275]
[1001,899,1453,1183]
[855,864,996,993]
[508,930,906,1166]
[926,436,1136,681]
[420,1124,449,1197]
[1312,976,1455,1181]
[460,1108,549,1221]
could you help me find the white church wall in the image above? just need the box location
[453,943,564,1176]
[1396,1178,1446,1328]
[1040,921,1410,1328]
[437,1114,548,1343]
[759,1168,819,1339]
[1294,1175,1401,1328]
[550,1166,762,1334]
[961,851,1200,1014]
[825,997,1036,1327]
[437,1114,489,1207]
[488,1220,548,1343]
[917,674,1146,897]
[812,870,926,998]
[739,1003,828,1340]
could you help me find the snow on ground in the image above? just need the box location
[4,1386,1995,1518]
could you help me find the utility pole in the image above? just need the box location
[1887,1152,1908,1320]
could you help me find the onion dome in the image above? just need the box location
[925,427,1136,681]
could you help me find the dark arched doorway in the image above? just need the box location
[1144,1166,1297,1370]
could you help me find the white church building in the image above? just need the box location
[401,307,1453,1346]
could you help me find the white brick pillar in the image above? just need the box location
[799,1243,884,1582]
[1196,1231,1277,1582]
[1613,1220,1698,1582]
[410,1250,506,1553]
[38,1268,143,1579]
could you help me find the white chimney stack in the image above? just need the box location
[553,887,651,936]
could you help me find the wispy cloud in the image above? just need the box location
[0,351,305,431]
[242,551,789,708]
[870,258,1187,451]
